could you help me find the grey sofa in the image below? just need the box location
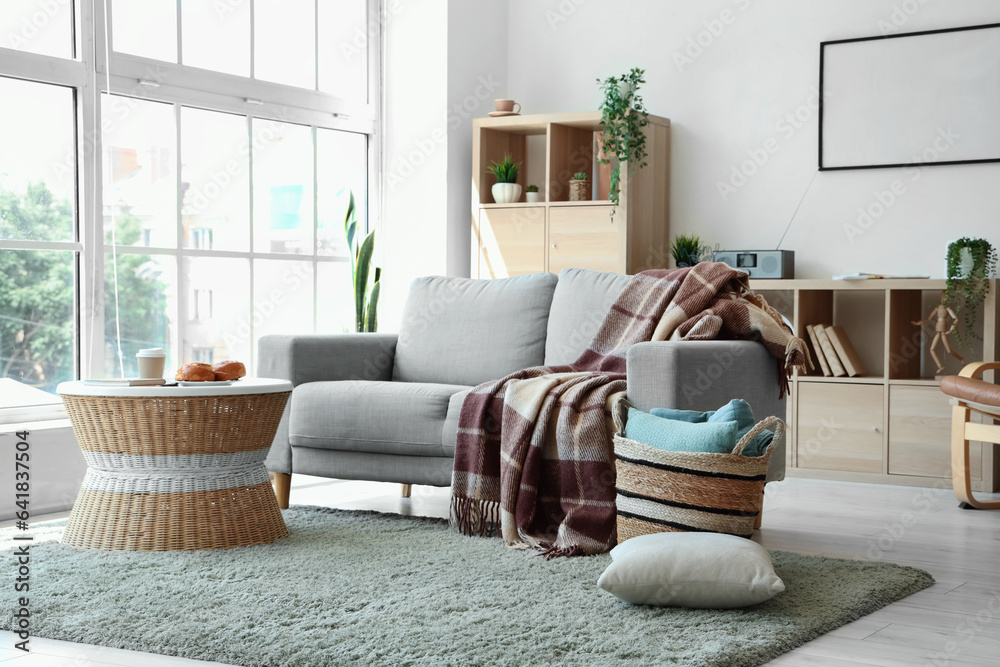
[259,268,786,509]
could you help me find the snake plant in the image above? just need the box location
[344,190,381,332]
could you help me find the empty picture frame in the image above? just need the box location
[819,23,1000,170]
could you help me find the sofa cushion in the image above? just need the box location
[545,268,630,366]
[393,274,558,385]
[290,381,470,457]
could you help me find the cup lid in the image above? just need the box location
[136,348,165,356]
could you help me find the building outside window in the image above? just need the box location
[0,0,377,423]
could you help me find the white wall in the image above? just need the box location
[380,0,508,329]
[500,0,1000,279]
[381,0,450,330]
[446,0,509,277]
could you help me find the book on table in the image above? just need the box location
[814,324,847,377]
[83,378,167,387]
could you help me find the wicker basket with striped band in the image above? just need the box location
[59,390,290,551]
[612,398,784,542]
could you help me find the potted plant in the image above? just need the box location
[596,67,650,212]
[344,189,380,332]
[945,237,997,350]
[488,153,522,204]
[569,172,590,202]
[525,184,541,203]
[671,234,702,268]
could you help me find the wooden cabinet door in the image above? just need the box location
[548,205,621,274]
[888,385,981,480]
[796,383,884,473]
[477,207,546,278]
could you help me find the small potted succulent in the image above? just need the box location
[569,172,590,202]
[525,184,541,203]
[488,153,522,204]
[671,234,702,268]
[945,237,997,350]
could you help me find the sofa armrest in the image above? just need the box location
[625,340,787,482]
[258,333,398,474]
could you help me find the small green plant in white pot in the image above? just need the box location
[525,184,541,203]
[488,153,522,204]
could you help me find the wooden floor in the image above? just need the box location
[2,475,999,666]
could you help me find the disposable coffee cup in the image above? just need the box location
[136,348,166,379]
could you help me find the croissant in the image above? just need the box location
[175,362,215,382]
[213,360,246,381]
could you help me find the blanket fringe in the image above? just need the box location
[538,542,581,560]
[780,337,811,399]
[449,495,500,538]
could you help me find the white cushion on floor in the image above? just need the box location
[597,532,785,608]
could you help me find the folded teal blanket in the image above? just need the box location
[624,399,774,457]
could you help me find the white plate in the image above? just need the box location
[177,380,235,387]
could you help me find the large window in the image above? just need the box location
[0,1,377,420]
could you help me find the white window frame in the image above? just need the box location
[0,0,382,425]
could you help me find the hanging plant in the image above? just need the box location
[945,237,997,351]
[596,68,650,213]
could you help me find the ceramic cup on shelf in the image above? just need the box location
[136,348,166,379]
[495,99,520,114]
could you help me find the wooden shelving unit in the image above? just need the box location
[471,111,670,278]
[750,278,1000,491]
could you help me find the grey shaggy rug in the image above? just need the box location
[3,506,932,666]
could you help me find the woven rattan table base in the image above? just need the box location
[62,482,289,551]
[60,389,291,551]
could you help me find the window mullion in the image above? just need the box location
[79,0,105,382]
[249,0,255,80]
[313,0,319,93]
[174,103,185,371]
[175,0,183,66]
[312,125,319,333]
[247,115,256,373]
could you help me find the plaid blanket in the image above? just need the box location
[450,263,808,557]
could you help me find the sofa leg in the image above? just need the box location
[401,484,412,498]
[271,473,291,509]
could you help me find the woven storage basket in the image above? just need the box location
[613,398,784,542]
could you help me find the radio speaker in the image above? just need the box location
[712,250,794,279]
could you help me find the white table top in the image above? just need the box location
[57,377,292,398]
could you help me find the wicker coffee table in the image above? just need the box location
[57,378,292,551]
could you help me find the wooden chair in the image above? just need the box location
[940,362,1000,510]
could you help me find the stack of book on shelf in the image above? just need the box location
[804,324,866,378]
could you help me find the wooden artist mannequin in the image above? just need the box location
[911,293,964,375]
